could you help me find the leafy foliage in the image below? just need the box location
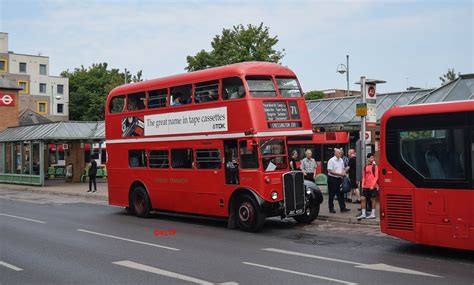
[61,63,142,121]
[439,68,459,85]
[304,90,325,100]
[186,23,285,71]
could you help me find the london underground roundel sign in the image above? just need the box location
[0,94,15,107]
[368,86,376,98]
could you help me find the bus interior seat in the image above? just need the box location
[130,157,139,168]
[425,150,445,179]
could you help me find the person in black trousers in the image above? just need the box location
[87,159,97,193]
[327,148,350,213]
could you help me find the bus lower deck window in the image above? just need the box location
[171,149,194,168]
[129,150,146,168]
[149,150,169,168]
[196,149,221,169]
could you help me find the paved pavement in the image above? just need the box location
[0,181,379,225]
[1,189,473,285]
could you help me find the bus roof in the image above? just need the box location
[109,61,297,97]
[383,100,474,120]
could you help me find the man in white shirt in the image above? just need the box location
[327,148,350,213]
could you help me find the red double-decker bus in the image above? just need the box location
[379,101,474,250]
[105,62,323,232]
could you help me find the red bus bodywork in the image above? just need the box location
[105,62,322,230]
[379,101,474,250]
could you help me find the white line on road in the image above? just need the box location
[0,213,46,224]
[77,229,180,251]
[263,248,362,265]
[113,260,238,285]
[243,262,357,285]
[262,248,442,278]
[0,261,24,271]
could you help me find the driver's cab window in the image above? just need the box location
[239,140,258,169]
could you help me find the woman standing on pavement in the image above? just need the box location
[357,153,379,219]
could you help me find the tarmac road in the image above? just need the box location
[1,189,473,285]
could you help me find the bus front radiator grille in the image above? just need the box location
[386,194,414,231]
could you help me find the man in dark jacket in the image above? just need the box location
[87,158,98,193]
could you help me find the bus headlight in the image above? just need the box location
[271,191,278,200]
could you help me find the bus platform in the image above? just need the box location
[0,181,379,226]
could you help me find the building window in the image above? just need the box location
[19,62,27,73]
[37,101,48,115]
[0,59,6,72]
[39,64,47,75]
[39,83,47,93]
[57,84,64,94]
[18,80,28,94]
[57,103,64,114]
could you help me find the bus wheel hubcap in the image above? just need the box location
[135,195,144,213]
[306,208,311,215]
[239,203,253,222]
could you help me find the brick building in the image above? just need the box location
[0,76,22,130]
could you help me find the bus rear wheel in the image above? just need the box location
[130,186,151,218]
[234,194,265,232]
[293,202,319,224]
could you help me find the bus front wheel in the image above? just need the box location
[131,186,151,218]
[234,194,265,232]
[293,202,319,224]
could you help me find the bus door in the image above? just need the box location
[237,139,260,190]
[224,140,240,185]
[194,146,225,216]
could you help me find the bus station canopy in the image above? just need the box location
[307,73,474,130]
[0,121,105,143]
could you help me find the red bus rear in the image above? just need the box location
[105,62,323,232]
[379,101,474,250]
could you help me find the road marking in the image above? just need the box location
[113,260,238,285]
[262,248,361,265]
[262,248,442,278]
[0,261,24,271]
[243,262,357,285]
[77,229,179,251]
[0,213,46,224]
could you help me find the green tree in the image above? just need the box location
[439,68,459,85]
[304,90,325,100]
[61,63,142,121]
[186,23,285,71]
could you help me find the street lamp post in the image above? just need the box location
[337,55,350,97]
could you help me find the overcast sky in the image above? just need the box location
[1,0,473,93]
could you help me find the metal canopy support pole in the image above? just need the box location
[360,76,367,183]
[29,141,33,176]
[98,142,102,166]
[39,141,44,186]
[55,144,59,165]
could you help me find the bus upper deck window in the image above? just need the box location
[222,77,245,100]
[246,76,277,97]
[276,78,302,97]
[128,92,146,111]
[148,89,168,108]
[109,95,126,114]
[170,85,192,106]
[195,81,219,103]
